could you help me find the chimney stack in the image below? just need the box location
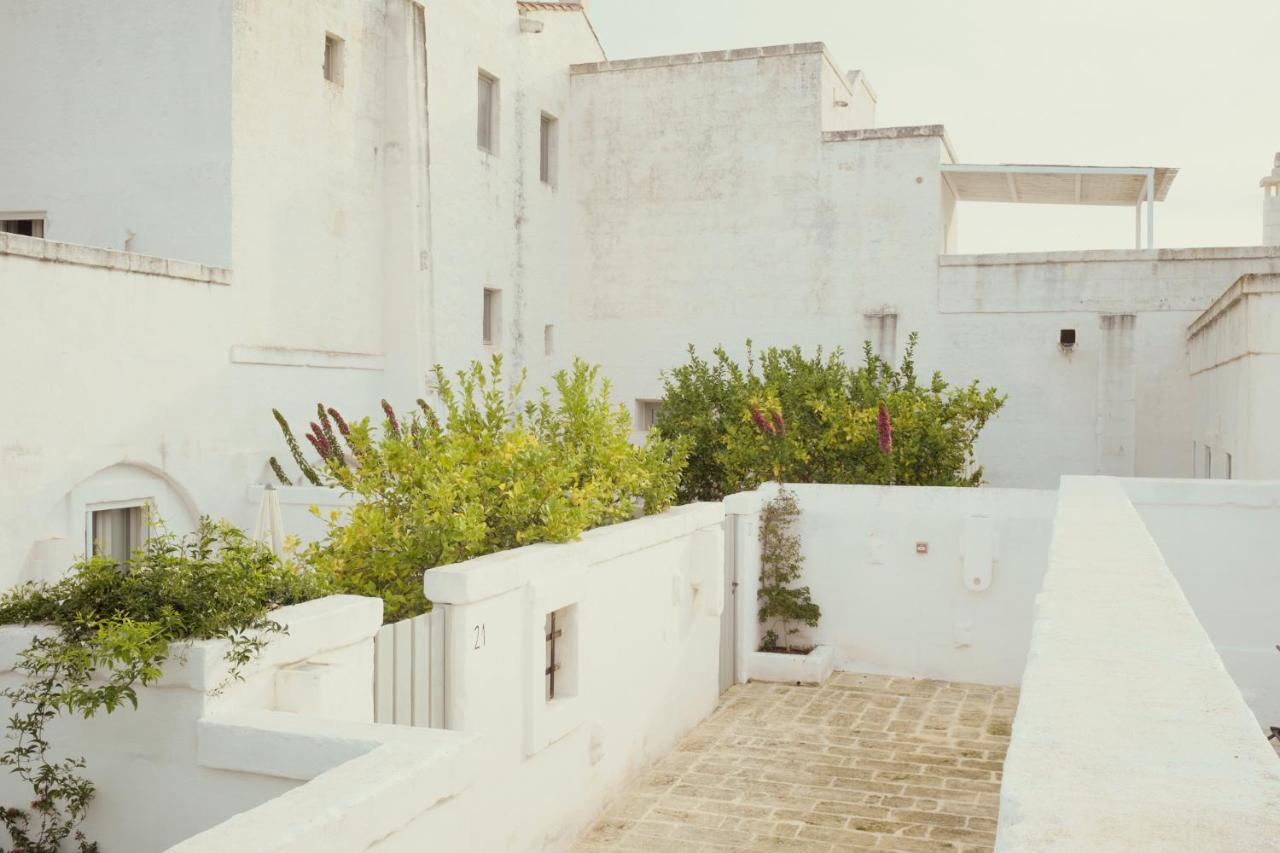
[1263,153,1280,246]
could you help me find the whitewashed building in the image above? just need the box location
[1,0,1278,590]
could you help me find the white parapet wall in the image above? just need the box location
[726,483,1056,687]
[996,477,1280,851]
[0,595,401,851]
[167,501,726,852]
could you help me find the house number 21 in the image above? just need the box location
[473,624,486,649]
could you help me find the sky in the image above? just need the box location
[587,0,1280,254]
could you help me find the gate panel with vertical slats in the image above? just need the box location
[373,609,444,727]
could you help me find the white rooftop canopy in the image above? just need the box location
[940,164,1179,248]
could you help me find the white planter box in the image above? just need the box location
[748,644,834,685]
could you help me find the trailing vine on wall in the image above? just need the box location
[0,520,331,853]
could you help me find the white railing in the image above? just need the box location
[372,609,445,728]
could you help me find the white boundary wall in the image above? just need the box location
[0,596,461,852]
[996,477,1280,851]
[173,502,725,852]
[726,483,1055,687]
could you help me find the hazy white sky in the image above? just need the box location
[588,0,1280,254]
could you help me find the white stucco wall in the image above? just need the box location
[0,2,605,591]
[942,248,1280,488]
[726,483,1055,687]
[0,0,233,265]
[0,237,386,590]
[568,47,948,442]
[996,477,1280,851]
[1186,272,1280,479]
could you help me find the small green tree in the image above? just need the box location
[757,488,819,653]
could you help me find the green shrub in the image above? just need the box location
[0,519,330,853]
[653,334,1005,501]
[274,357,687,623]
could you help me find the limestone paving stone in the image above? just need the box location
[571,673,1016,852]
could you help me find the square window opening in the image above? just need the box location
[636,399,663,432]
[539,113,558,187]
[1059,328,1076,348]
[477,71,499,153]
[89,504,148,568]
[323,34,345,85]
[482,288,501,347]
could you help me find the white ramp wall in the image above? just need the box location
[727,484,1055,687]
[996,477,1280,851]
[1124,477,1280,730]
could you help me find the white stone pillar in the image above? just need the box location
[1262,153,1280,246]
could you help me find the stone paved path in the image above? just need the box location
[573,673,1017,852]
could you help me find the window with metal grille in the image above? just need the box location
[544,607,570,701]
[477,71,498,153]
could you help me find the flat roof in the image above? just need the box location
[941,164,1177,206]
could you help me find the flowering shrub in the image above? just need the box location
[272,358,686,622]
[653,334,1005,501]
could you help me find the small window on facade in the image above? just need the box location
[482,288,501,346]
[1226,452,1233,480]
[323,34,344,85]
[544,605,576,702]
[539,113,558,187]
[477,71,499,153]
[544,324,555,356]
[90,504,147,567]
[1,216,45,238]
[1204,446,1213,479]
[1059,328,1076,348]
[636,400,663,432]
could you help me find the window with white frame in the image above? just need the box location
[636,400,663,432]
[539,112,558,187]
[89,503,148,567]
[482,288,501,346]
[1,214,45,238]
[477,71,499,153]
[323,33,344,85]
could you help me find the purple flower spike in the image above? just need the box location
[877,401,893,455]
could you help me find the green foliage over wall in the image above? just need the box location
[0,520,330,853]
[653,334,1006,502]
[276,358,686,623]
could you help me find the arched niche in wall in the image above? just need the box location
[22,462,199,584]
